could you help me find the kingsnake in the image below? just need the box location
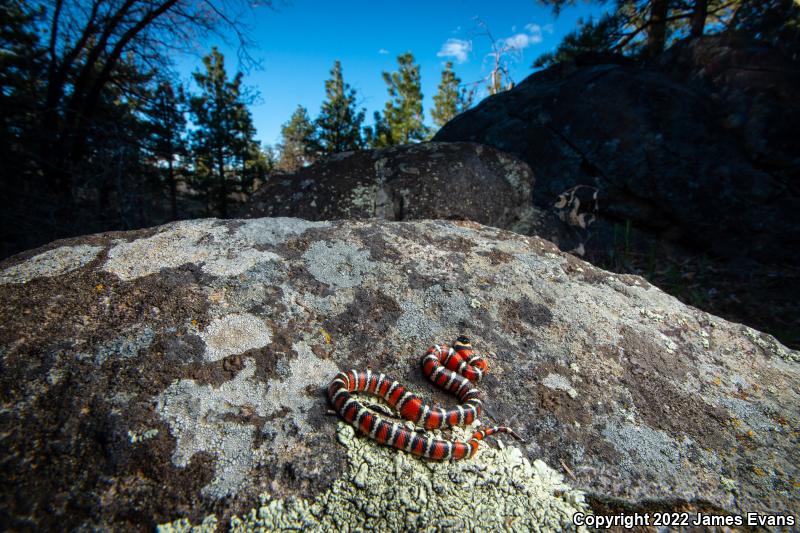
[327,336,521,460]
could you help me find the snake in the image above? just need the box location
[327,336,522,460]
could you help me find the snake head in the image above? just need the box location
[454,336,490,373]
[453,335,471,348]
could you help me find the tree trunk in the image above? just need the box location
[690,0,708,37]
[645,0,669,58]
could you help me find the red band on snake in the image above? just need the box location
[327,336,522,460]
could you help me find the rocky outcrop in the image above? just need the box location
[0,218,797,530]
[657,35,800,172]
[239,142,563,239]
[433,36,800,265]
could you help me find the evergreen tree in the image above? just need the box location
[364,111,393,149]
[144,80,187,219]
[533,12,629,68]
[535,0,800,67]
[277,105,317,172]
[189,47,258,217]
[232,101,263,196]
[0,0,46,253]
[431,62,475,129]
[315,60,365,154]
[262,143,279,174]
[370,53,428,147]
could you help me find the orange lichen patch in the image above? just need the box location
[95,283,105,291]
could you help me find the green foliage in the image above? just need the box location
[363,111,393,149]
[0,0,44,188]
[189,47,260,217]
[314,60,365,155]
[262,143,279,173]
[534,12,631,67]
[431,61,475,129]
[0,0,274,258]
[143,81,188,220]
[368,53,428,147]
[536,0,800,67]
[146,81,187,161]
[727,0,800,58]
[277,105,317,172]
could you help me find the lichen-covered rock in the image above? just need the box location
[159,421,590,532]
[0,217,797,530]
[239,142,553,238]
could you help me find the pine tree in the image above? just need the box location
[370,53,428,147]
[262,143,279,173]
[364,111,392,149]
[277,105,317,172]
[232,101,263,196]
[189,47,258,217]
[431,61,475,129]
[534,0,800,67]
[144,80,187,219]
[315,60,365,155]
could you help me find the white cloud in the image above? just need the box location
[502,23,545,50]
[378,48,389,55]
[525,23,544,44]
[525,23,541,34]
[504,33,540,49]
[437,38,472,63]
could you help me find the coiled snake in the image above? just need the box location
[327,336,522,460]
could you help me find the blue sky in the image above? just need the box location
[176,0,608,146]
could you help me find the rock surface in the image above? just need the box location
[0,217,798,530]
[433,36,800,265]
[239,142,565,240]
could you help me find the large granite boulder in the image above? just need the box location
[239,142,557,239]
[433,36,800,265]
[657,35,800,172]
[0,218,797,530]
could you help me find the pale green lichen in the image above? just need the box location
[128,428,159,444]
[302,240,376,289]
[161,421,590,532]
[199,313,272,362]
[103,219,282,280]
[542,373,579,399]
[743,326,799,363]
[348,184,378,214]
[0,244,102,284]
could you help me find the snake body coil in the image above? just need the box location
[327,336,521,460]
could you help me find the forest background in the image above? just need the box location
[0,0,796,259]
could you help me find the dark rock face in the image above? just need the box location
[0,218,797,530]
[658,36,800,173]
[433,36,800,265]
[239,142,549,237]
